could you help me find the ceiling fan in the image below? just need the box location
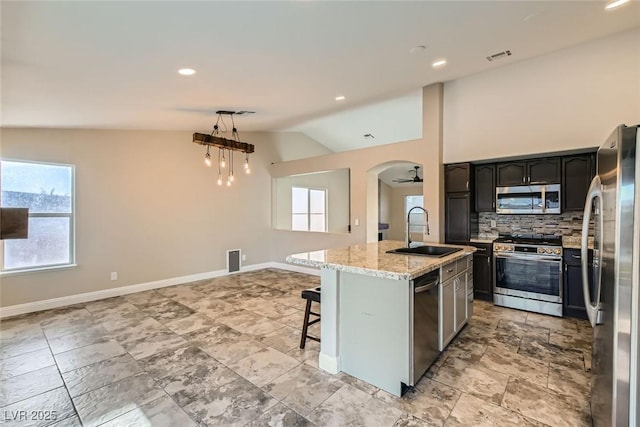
[392,166,423,183]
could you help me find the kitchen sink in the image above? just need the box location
[386,245,462,258]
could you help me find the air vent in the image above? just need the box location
[227,249,241,273]
[364,133,375,140]
[486,50,512,62]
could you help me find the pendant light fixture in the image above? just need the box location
[193,111,255,187]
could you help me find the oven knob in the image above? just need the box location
[546,248,553,254]
[538,248,544,254]
[508,245,514,251]
[496,245,502,251]
[554,248,561,255]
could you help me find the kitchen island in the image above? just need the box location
[287,240,476,396]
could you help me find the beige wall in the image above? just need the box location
[388,186,423,241]
[443,28,640,163]
[269,84,444,261]
[0,128,317,307]
[273,168,350,233]
[378,180,391,224]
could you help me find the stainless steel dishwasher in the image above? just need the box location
[412,270,440,385]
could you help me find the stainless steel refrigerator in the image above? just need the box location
[582,124,639,427]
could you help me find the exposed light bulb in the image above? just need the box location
[220,156,226,169]
[245,167,251,175]
[226,178,231,187]
[230,173,235,182]
[217,173,222,186]
[204,152,212,167]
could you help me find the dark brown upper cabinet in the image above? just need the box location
[474,164,496,212]
[445,192,475,244]
[445,163,472,193]
[562,154,596,211]
[527,158,561,184]
[496,162,527,186]
[496,158,560,186]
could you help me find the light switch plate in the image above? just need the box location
[491,220,497,228]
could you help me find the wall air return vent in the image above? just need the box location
[227,249,241,273]
[486,50,512,62]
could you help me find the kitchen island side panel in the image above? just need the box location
[338,271,411,396]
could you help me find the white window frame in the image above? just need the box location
[1,159,76,274]
[291,186,327,232]
[405,194,425,233]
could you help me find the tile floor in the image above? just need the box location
[0,268,592,426]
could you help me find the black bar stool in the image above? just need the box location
[300,286,321,349]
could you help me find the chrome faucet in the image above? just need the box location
[406,206,430,247]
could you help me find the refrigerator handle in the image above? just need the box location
[582,175,602,328]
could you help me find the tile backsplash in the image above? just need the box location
[479,212,592,237]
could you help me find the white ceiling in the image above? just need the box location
[2,1,639,152]
[379,163,423,188]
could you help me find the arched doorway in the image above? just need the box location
[366,161,424,243]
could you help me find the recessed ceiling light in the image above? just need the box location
[335,95,346,101]
[178,68,196,76]
[431,59,447,68]
[605,0,629,9]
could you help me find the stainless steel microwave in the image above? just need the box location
[496,184,561,214]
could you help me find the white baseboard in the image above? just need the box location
[318,352,340,374]
[0,261,285,319]
[269,262,320,276]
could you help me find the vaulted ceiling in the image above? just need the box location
[2,1,639,152]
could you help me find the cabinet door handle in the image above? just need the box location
[522,176,525,183]
[466,180,469,189]
[487,257,490,265]
[571,255,581,259]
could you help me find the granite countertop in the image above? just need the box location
[286,240,476,281]
[562,235,595,249]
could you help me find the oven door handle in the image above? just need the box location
[495,254,561,263]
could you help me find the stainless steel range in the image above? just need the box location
[493,233,563,317]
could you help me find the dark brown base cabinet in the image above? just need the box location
[470,242,493,301]
[563,248,594,320]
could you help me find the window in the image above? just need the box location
[292,187,326,232]
[406,195,425,233]
[1,160,75,272]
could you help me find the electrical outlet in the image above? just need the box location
[354,218,360,226]
[110,272,118,281]
[242,254,246,262]
[490,220,497,228]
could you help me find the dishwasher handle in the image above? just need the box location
[415,278,439,293]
